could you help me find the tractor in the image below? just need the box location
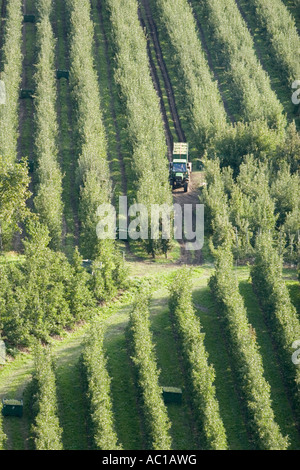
[169,142,191,192]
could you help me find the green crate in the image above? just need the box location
[2,399,23,417]
[162,387,182,404]
[56,69,69,80]
[20,89,34,99]
[82,259,93,272]
[23,14,36,23]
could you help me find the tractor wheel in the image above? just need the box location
[184,183,188,193]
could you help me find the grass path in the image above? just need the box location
[90,0,135,206]
[51,0,79,258]
[191,269,252,450]
[103,304,144,450]
[149,287,200,449]
[18,0,36,205]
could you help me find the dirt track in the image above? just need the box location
[139,0,186,157]
[173,171,205,265]
[138,0,204,265]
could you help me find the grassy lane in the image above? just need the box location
[90,0,131,205]
[18,0,36,170]
[149,287,199,449]
[91,0,137,207]
[238,278,300,449]
[51,0,79,258]
[0,354,33,450]
[191,269,252,450]
[102,283,159,450]
[54,333,90,450]
[103,313,145,450]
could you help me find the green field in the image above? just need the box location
[0,0,299,451]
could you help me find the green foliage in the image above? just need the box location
[91,240,127,303]
[201,156,299,262]
[169,269,228,450]
[194,0,286,132]
[0,221,96,347]
[105,0,173,256]
[31,342,63,450]
[209,242,289,450]
[155,0,229,151]
[0,157,31,249]
[270,163,300,226]
[69,247,96,322]
[199,157,236,251]
[234,157,277,234]
[247,0,300,84]
[209,120,284,172]
[127,286,172,450]
[33,0,63,250]
[251,232,300,404]
[81,320,121,450]
[0,0,23,162]
[274,122,300,173]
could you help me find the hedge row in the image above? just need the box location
[66,0,112,259]
[0,0,23,162]
[127,287,172,450]
[105,0,173,256]
[199,157,235,251]
[193,0,286,132]
[251,232,300,411]
[209,242,289,449]
[246,0,300,83]
[81,321,121,450]
[33,0,63,250]
[155,0,229,151]
[30,342,63,450]
[169,269,228,450]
